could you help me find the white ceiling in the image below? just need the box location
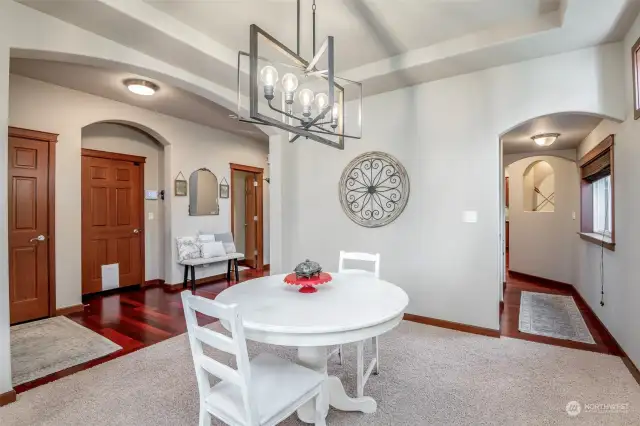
[17,0,640,100]
[502,113,603,154]
[143,0,560,72]
[9,58,268,142]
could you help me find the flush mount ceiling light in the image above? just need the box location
[235,0,362,150]
[531,133,560,147]
[124,79,159,96]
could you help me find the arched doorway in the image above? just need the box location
[80,121,168,294]
[498,112,616,348]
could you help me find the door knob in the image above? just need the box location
[30,235,46,243]
[133,228,143,234]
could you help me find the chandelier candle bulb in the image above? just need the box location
[260,65,278,99]
[316,93,329,112]
[331,103,339,127]
[281,73,299,104]
[299,88,315,116]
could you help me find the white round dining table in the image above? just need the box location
[215,272,409,423]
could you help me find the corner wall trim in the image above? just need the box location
[570,287,640,385]
[0,389,17,407]
[404,313,500,338]
[144,279,165,287]
[55,304,85,316]
[508,271,640,386]
[508,270,573,290]
[165,273,228,291]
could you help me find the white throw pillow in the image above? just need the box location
[200,240,226,259]
[176,237,201,262]
[198,234,216,242]
[222,241,237,254]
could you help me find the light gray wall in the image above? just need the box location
[0,34,12,395]
[276,44,625,331]
[507,156,579,284]
[81,122,165,280]
[8,74,270,308]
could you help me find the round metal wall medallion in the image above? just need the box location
[339,151,410,228]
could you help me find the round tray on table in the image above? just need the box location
[283,272,332,293]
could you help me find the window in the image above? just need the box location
[592,175,612,237]
[579,135,615,250]
[633,35,640,120]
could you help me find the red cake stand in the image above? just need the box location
[283,272,332,293]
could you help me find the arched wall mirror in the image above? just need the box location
[189,168,219,216]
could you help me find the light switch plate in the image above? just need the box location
[148,212,154,220]
[462,210,478,223]
[145,190,158,200]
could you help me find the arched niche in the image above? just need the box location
[522,160,555,212]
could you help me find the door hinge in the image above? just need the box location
[254,249,258,255]
[253,181,258,187]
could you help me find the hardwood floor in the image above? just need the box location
[14,268,268,394]
[14,258,622,395]
[501,251,621,356]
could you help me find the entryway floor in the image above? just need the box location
[14,268,268,394]
[501,252,619,355]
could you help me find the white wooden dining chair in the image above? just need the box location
[333,250,381,398]
[181,291,326,426]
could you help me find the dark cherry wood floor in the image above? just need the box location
[15,257,622,394]
[501,251,621,356]
[15,268,268,394]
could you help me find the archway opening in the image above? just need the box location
[81,121,167,294]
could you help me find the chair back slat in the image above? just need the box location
[181,291,259,425]
[338,250,381,278]
[198,355,243,386]
[193,326,237,355]
[187,294,236,320]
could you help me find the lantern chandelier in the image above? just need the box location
[236,0,362,149]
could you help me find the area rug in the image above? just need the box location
[1,321,639,425]
[10,316,122,386]
[519,291,596,344]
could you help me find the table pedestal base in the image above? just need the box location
[296,346,377,423]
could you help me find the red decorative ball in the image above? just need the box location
[284,272,332,293]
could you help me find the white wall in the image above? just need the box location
[279,44,625,331]
[81,122,165,281]
[0,32,13,395]
[576,110,639,370]
[8,75,269,308]
[507,156,579,284]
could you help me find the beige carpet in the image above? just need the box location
[10,316,122,386]
[1,321,639,425]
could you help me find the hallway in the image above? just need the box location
[501,251,620,355]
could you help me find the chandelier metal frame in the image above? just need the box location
[235,0,362,150]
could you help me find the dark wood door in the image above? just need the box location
[8,135,51,324]
[82,151,144,294]
[244,174,257,268]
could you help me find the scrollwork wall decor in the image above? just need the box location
[339,151,410,228]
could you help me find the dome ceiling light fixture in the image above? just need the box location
[234,0,363,150]
[124,79,159,96]
[531,133,560,147]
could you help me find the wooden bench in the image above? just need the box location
[180,253,244,292]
